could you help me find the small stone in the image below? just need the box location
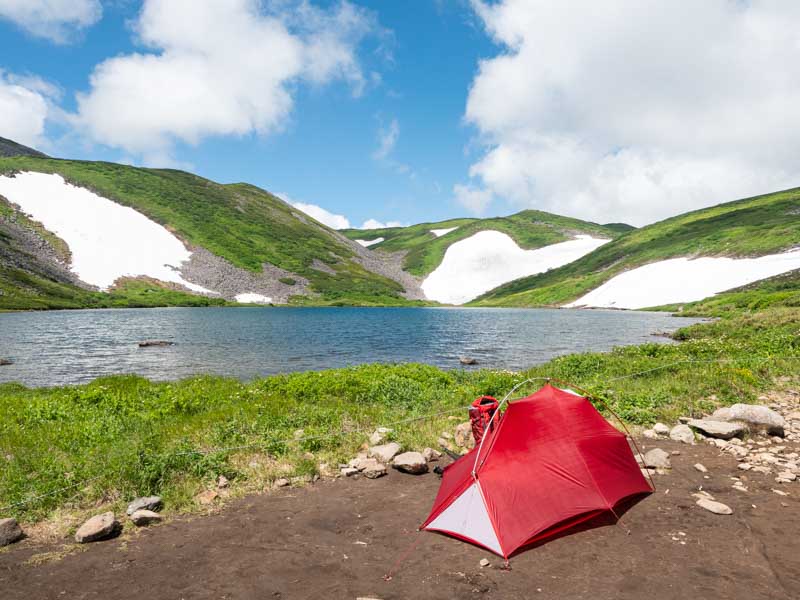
[642,429,658,439]
[738,463,753,471]
[772,489,789,496]
[368,442,402,463]
[669,424,695,444]
[392,452,429,475]
[130,509,163,526]
[653,423,670,436]
[195,490,219,505]
[75,512,119,543]
[217,475,230,488]
[454,422,475,449]
[126,495,162,516]
[694,463,708,473]
[422,447,441,462]
[643,448,671,469]
[274,478,291,487]
[776,471,797,482]
[751,466,772,474]
[695,498,733,515]
[0,518,24,547]
[341,467,359,477]
[479,558,490,567]
[362,461,387,479]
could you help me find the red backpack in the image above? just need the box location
[469,395,500,445]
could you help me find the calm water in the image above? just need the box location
[0,307,702,387]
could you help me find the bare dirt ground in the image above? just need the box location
[1,436,798,600]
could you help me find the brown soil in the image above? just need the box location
[1,438,798,600]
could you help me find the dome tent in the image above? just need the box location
[421,384,653,558]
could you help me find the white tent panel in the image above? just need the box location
[425,482,503,555]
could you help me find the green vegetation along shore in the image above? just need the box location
[2,302,798,527]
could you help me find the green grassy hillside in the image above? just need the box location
[472,186,800,307]
[342,211,624,277]
[0,156,409,308]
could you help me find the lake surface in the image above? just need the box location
[0,307,703,387]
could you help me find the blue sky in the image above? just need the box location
[2,1,800,228]
[0,1,500,229]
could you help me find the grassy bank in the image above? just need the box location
[2,307,799,526]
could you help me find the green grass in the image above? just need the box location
[2,306,799,523]
[473,186,800,307]
[0,157,408,307]
[341,211,624,277]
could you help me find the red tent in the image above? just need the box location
[421,384,653,558]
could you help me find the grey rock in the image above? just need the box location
[711,404,786,436]
[362,462,387,479]
[653,423,670,436]
[126,496,162,516]
[459,356,478,365]
[392,452,429,475]
[687,419,745,440]
[368,427,391,446]
[454,422,475,449]
[0,358,13,366]
[643,448,671,469]
[368,442,402,463]
[130,509,163,526]
[341,467,359,477]
[274,478,291,487]
[422,447,441,462]
[138,340,174,347]
[695,498,733,515]
[642,429,658,439]
[694,463,708,473]
[75,512,119,543]
[0,517,24,547]
[669,424,695,444]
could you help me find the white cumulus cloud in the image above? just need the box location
[463,0,800,225]
[361,218,405,230]
[0,70,57,148]
[72,0,376,164]
[0,0,101,43]
[288,199,352,230]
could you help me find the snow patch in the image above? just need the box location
[421,231,609,305]
[355,237,384,247]
[566,250,800,309]
[0,171,212,293]
[235,293,272,304]
[430,227,458,238]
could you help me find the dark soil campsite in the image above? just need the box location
[1,433,799,600]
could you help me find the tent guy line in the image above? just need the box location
[4,355,799,514]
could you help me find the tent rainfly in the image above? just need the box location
[421,384,653,558]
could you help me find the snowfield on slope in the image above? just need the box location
[566,250,800,309]
[431,227,458,237]
[355,237,384,247]
[235,293,272,304]
[421,231,609,305]
[0,171,212,292]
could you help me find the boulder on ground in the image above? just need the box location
[695,498,733,515]
[130,509,163,526]
[454,422,475,449]
[0,517,24,547]
[392,452,429,475]
[653,423,670,436]
[710,404,786,437]
[75,512,119,543]
[126,495,162,516]
[643,448,671,469]
[368,442,402,463]
[687,419,745,440]
[669,424,695,444]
